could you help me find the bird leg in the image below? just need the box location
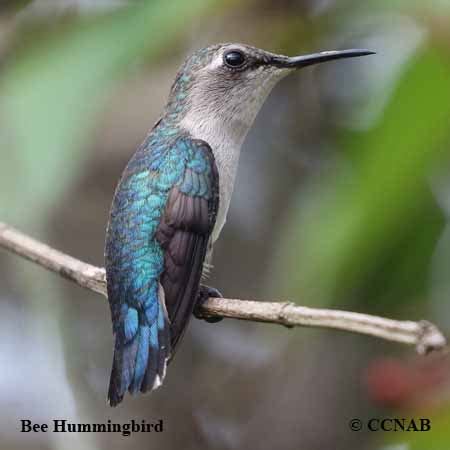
[194,285,223,323]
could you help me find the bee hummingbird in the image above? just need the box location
[104,43,374,406]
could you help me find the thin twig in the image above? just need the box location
[0,221,447,354]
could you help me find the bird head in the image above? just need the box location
[165,43,374,144]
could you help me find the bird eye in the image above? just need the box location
[224,50,246,68]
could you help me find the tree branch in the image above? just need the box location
[0,221,447,354]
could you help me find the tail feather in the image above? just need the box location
[141,301,171,392]
[108,299,170,406]
[157,300,170,380]
[129,325,150,393]
[108,340,124,406]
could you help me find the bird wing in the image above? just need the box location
[105,133,218,405]
[155,139,219,352]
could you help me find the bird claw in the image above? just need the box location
[194,285,223,323]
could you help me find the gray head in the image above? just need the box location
[165,43,374,146]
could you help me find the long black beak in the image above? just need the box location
[271,49,375,69]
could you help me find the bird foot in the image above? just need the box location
[194,285,223,323]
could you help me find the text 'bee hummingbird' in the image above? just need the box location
[104,43,374,406]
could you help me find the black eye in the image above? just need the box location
[224,50,246,68]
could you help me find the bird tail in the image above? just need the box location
[108,299,170,407]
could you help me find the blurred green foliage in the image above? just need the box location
[273,30,450,448]
[386,409,450,450]
[0,0,217,226]
[0,1,33,14]
[277,47,450,312]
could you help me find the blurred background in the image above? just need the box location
[1,1,450,449]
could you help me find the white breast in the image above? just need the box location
[210,140,241,243]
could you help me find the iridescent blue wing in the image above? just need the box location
[105,134,218,406]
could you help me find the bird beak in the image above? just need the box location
[270,49,375,69]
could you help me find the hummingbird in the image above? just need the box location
[104,43,374,406]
